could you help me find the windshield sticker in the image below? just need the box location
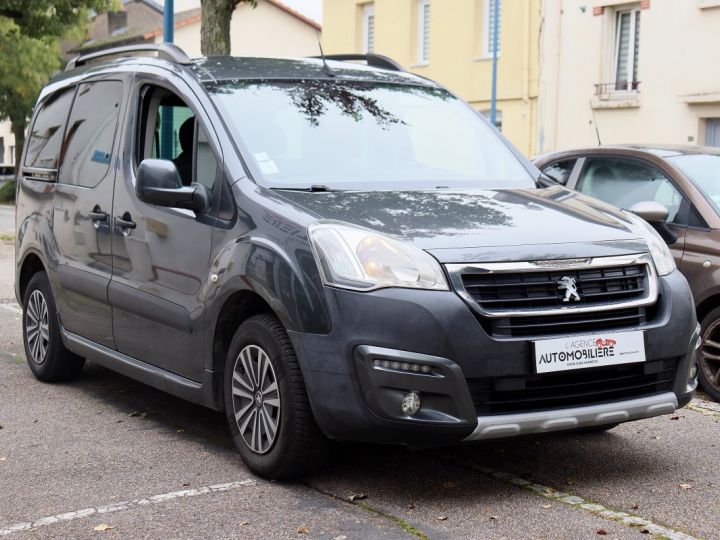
[258,159,280,175]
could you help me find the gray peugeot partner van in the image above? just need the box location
[16,44,699,479]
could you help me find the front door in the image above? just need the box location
[52,78,127,348]
[110,78,221,382]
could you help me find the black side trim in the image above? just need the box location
[62,328,217,410]
[108,281,192,333]
[58,266,109,304]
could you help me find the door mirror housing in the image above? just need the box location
[136,159,210,214]
[628,201,678,245]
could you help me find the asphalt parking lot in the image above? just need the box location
[1,238,719,539]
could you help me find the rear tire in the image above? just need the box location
[224,314,330,479]
[699,307,720,402]
[22,271,85,382]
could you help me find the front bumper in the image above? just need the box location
[289,269,698,446]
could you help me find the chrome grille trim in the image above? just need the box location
[446,253,658,318]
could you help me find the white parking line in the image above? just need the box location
[440,457,700,540]
[0,479,256,536]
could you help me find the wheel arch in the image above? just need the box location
[697,293,720,325]
[211,289,278,410]
[18,251,48,306]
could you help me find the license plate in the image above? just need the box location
[534,331,645,374]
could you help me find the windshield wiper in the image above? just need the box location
[274,184,340,192]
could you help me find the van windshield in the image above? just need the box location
[206,80,535,190]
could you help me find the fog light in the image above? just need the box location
[401,391,421,416]
[372,359,432,374]
[689,362,698,379]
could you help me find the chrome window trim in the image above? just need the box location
[446,253,658,318]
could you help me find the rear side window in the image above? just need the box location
[542,159,575,185]
[59,81,123,188]
[24,88,75,169]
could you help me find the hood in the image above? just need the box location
[276,186,648,263]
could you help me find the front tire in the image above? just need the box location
[224,314,330,479]
[699,307,720,401]
[22,271,85,382]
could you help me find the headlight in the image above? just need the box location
[624,211,676,276]
[308,221,449,291]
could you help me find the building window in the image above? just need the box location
[707,119,720,147]
[482,0,501,58]
[614,7,640,91]
[417,0,430,64]
[362,4,375,54]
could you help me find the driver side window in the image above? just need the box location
[138,86,219,196]
[576,157,686,224]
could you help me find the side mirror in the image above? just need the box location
[628,201,677,245]
[136,159,210,214]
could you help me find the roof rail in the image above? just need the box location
[66,43,191,71]
[309,53,404,72]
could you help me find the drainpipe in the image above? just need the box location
[490,0,500,128]
[164,0,174,43]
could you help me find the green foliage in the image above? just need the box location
[0,179,15,204]
[0,1,117,40]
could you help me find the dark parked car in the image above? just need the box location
[534,145,720,400]
[16,45,699,479]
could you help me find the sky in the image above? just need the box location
[172,0,323,24]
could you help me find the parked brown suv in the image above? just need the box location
[534,145,720,400]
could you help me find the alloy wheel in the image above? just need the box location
[231,344,281,454]
[700,319,720,391]
[26,290,50,365]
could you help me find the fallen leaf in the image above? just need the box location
[541,504,551,509]
[333,536,348,540]
[489,516,498,520]
[240,521,250,526]
[128,411,140,417]
[597,529,607,536]
[176,429,185,433]
[437,516,448,521]
[0,457,6,462]
[93,524,114,532]
[679,483,693,490]
[651,436,659,440]
[641,529,650,535]
[407,503,416,510]
[669,415,680,420]
[32,419,38,424]
[348,493,367,502]
[182,482,190,487]
[297,526,309,534]
[631,504,639,510]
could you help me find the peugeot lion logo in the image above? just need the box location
[558,276,581,302]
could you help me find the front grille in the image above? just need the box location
[460,263,647,312]
[467,357,678,415]
[490,307,651,338]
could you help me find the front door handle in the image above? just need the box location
[114,213,136,236]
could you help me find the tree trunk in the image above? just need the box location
[11,118,25,177]
[200,0,235,56]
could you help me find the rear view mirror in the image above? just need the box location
[136,159,210,213]
[629,201,677,245]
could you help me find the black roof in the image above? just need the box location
[56,47,438,89]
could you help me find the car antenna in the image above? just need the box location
[316,30,335,78]
[589,99,602,146]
